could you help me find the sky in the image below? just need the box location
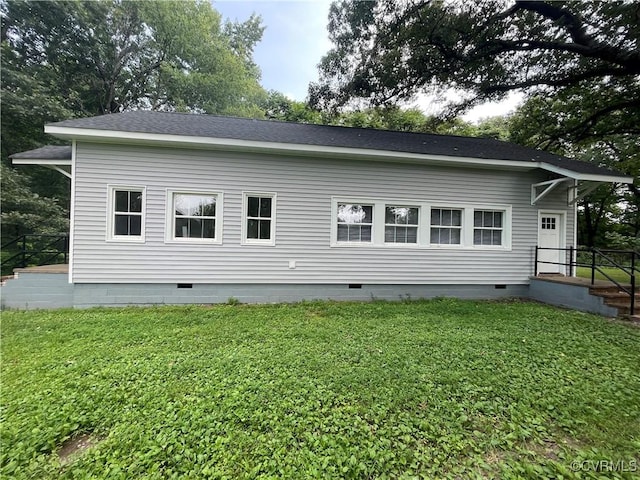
[214,0,521,123]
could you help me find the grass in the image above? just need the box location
[576,266,635,284]
[1,300,639,479]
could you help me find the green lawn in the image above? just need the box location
[576,266,636,284]
[2,300,639,479]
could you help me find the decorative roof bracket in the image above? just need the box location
[531,178,572,205]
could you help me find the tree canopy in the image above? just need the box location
[311,0,639,246]
[0,0,267,241]
[311,1,639,136]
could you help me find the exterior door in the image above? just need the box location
[537,213,563,274]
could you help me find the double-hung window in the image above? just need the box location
[243,193,276,245]
[385,206,418,244]
[473,210,504,246]
[336,203,373,243]
[168,191,221,243]
[430,208,462,245]
[108,186,145,241]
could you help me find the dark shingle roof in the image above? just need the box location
[10,145,72,160]
[47,111,627,178]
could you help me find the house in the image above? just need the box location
[4,111,633,308]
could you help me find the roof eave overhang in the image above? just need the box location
[45,125,634,184]
[11,158,72,166]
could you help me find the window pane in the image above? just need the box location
[408,208,418,225]
[130,215,141,236]
[407,226,417,243]
[115,191,129,212]
[493,212,502,228]
[176,195,216,217]
[259,197,272,218]
[360,225,372,241]
[473,229,482,245]
[129,191,143,213]
[188,218,202,238]
[337,204,372,224]
[431,209,441,225]
[248,196,260,217]
[202,219,215,238]
[385,226,395,242]
[385,207,395,224]
[115,215,129,235]
[474,211,482,227]
[452,209,461,226]
[451,228,461,244]
[259,220,271,239]
[386,206,418,226]
[199,198,216,217]
[492,230,502,245]
[175,195,188,216]
[337,224,348,242]
[247,219,259,239]
[348,225,361,241]
[175,218,189,238]
[443,210,453,226]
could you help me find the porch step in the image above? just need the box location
[588,289,640,316]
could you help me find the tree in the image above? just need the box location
[311,0,639,246]
[1,0,268,241]
[0,163,68,239]
[1,0,266,117]
[312,1,639,122]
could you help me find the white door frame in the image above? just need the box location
[537,210,567,275]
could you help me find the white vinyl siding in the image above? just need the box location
[107,186,145,242]
[72,142,574,284]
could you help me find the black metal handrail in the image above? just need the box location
[1,234,69,273]
[534,246,637,314]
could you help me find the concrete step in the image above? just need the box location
[593,291,640,299]
[604,301,640,315]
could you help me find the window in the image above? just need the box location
[331,198,510,250]
[430,208,462,245]
[168,192,221,242]
[337,203,373,243]
[243,193,276,244]
[385,206,418,243]
[541,217,556,230]
[474,210,503,246]
[108,187,145,241]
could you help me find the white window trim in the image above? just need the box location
[383,204,420,246]
[429,206,464,247]
[330,197,512,250]
[332,200,376,246]
[106,185,146,243]
[241,192,276,246]
[164,190,223,244]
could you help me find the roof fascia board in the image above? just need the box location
[538,162,633,184]
[45,125,537,170]
[12,158,72,166]
[45,125,632,182]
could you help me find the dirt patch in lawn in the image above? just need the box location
[58,432,102,466]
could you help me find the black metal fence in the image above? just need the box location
[1,234,69,275]
[535,246,638,313]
